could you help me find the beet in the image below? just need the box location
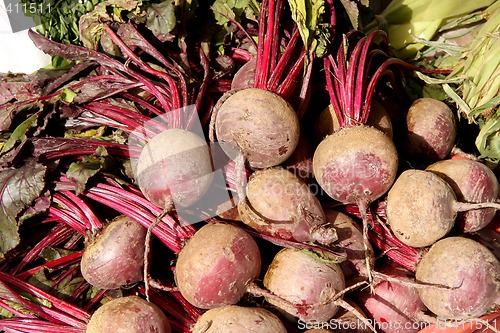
[231,58,256,90]
[405,98,456,162]
[191,305,287,333]
[174,223,261,309]
[238,168,336,245]
[358,262,426,333]
[81,215,146,290]
[214,88,300,168]
[313,125,398,205]
[415,237,500,319]
[136,128,214,209]
[426,159,499,232]
[386,169,500,247]
[85,296,171,333]
[263,248,345,322]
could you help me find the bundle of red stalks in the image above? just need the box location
[0,0,498,333]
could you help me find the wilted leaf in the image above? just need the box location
[29,267,85,300]
[0,160,46,257]
[79,0,143,50]
[66,147,113,194]
[288,0,327,55]
[0,114,39,156]
[339,0,359,29]
[211,0,259,25]
[145,1,177,42]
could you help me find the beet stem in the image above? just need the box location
[59,191,103,232]
[0,272,90,324]
[48,207,86,236]
[103,25,180,111]
[16,252,83,280]
[11,224,75,276]
[144,201,173,301]
[454,201,500,212]
[120,92,164,117]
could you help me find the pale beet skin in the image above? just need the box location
[263,248,345,322]
[136,128,214,209]
[386,169,457,248]
[191,305,287,333]
[405,98,456,162]
[214,88,300,168]
[81,215,146,290]
[174,223,261,309]
[426,159,499,232]
[313,125,398,205]
[238,168,336,245]
[415,237,500,319]
[85,296,171,333]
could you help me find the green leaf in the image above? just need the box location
[288,0,326,54]
[40,246,76,262]
[28,267,85,301]
[476,110,500,162]
[0,160,46,257]
[211,0,259,25]
[145,1,176,40]
[339,0,359,29]
[59,88,78,103]
[0,114,38,155]
[301,248,346,265]
[0,281,36,318]
[79,0,143,50]
[442,83,472,118]
[469,96,500,119]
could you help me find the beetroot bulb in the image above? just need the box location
[262,247,346,322]
[174,223,261,309]
[405,98,456,162]
[136,128,214,210]
[313,31,407,282]
[238,167,337,245]
[211,0,318,170]
[213,87,300,169]
[85,296,171,333]
[191,305,287,333]
[426,158,499,232]
[81,215,146,289]
[386,169,500,247]
[415,237,500,319]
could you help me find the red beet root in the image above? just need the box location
[85,296,171,333]
[81,215,146,290]
[174,223,261,309]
